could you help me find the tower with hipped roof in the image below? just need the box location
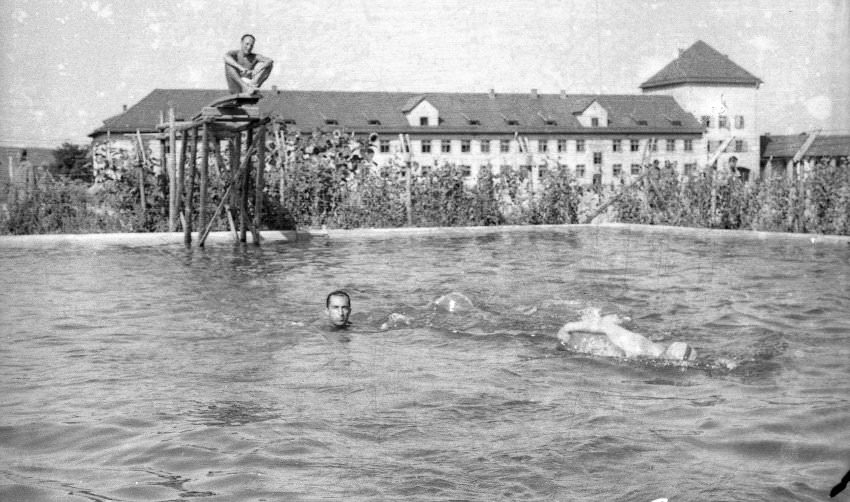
[640,40,762,179]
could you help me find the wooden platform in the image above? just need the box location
[197,93,261,121]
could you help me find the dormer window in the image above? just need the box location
[637,120,648,126]
[468,119,480,126]
[325,119,338,125]
[283,119,296,125]
[671,120,682,126]
[420,117,429,126]
[544,119,557,126]
[591,117,599,127]
[368,119,381,126]
[507,119,519,126]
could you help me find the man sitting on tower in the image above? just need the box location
[224,34,273,95]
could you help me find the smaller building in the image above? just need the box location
[761,133,850,179]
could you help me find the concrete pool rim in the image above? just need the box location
[1,223,848,248]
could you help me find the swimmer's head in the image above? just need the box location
[664,342,697,361]
[326,290,351,328]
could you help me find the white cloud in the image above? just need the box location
[747,35,777,52]
[805,95,831,121]
[90,1,113,19]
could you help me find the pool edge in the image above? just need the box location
[1,223,848,248]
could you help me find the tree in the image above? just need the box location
[51,142,92,182]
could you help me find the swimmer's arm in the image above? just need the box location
[557,318,664,358]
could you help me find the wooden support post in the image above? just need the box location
[709,170,717,227]
[229,134,241,239]
[200,141,257,246]
[168,107,177,231]
[252,124,266,245]
[198,123,209,244]
[184,127,198,245]
[274,122,284,205]
[240,128,253,243]
[135,130,147,222]
[176,129,188,230]
[405,161,413,226]
[158,136,166,178]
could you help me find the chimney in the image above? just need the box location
[272,85,278,94]
[122,104,127,112]
[560,89,566,100]
[489,88,495,100]
[530,89,538,99]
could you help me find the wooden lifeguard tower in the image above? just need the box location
[157,93,270,247]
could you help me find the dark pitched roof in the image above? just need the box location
[640,40,762,90]
[90,88,703,137]
[90,89,231,137]
[761,133,850,158]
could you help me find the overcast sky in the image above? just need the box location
[1,0,847,147]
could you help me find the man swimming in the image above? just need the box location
[326,290,352,329]
[557,309,697,361]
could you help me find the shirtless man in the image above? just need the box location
[224,34,274,95]
[326,290,352,330]
[557,310,697,361]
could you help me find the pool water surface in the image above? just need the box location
[0,226,848,501]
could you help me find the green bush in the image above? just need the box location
[3,134,847,238]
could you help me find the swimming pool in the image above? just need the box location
[1,226,848,501]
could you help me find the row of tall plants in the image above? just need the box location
[1,132,848,236]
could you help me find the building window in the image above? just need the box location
[666,139,675,152]
[461,139,471,153]
[612,139,622,152]
[735,115,745,129]
[630,139,640,152]
[593,152,602,165]
[735,139,747,152]
[557,139,566,153]
[538,165,547,179]
[684,163,697,175]
[500,139,510,153]
[480,139,490,153]
[420,116,429,126]
[441,140,451,153]
[461,165,472,177]
[499,164,511,175]
[591,117,599,127]
[684,139,693,151]
[612,164,622,176]
[421,139,431,153]
[701,115,712,128]
[630,164,641,175]
[576,164,586,177]
[576,139,585,152]
[380,140,390,153]
[650,140,658,152]
[539,140,548,153]
[718,115,728,129]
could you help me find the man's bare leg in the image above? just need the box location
[247,61,273,90]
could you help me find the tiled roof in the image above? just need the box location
[640,40,762,90]
[761,133,850,158]
[89,88,703,137]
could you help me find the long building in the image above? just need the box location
[89,40,763,184]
